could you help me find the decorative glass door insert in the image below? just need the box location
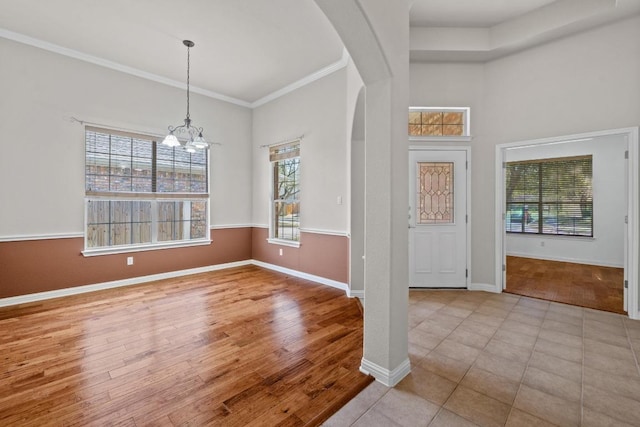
[417,162,454,224]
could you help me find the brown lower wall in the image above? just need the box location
[0,228,252,299]
[251,228,349,284]
[0,227,349,300]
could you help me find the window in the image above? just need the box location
[84,127,209,254]
[409,107,470,137]
[505,155,593,236]
[417,162,454,224]
[270,141,300,244]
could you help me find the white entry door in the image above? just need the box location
[409,150,468,288]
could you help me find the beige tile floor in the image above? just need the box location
[323,290,640,427]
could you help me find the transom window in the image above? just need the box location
[506,155,593,237]
[409,107,470,137]
[270,141,300,244]
[84,127,209,254]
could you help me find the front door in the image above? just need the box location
[409,149,468,288]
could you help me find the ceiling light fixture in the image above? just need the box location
[162,40,208,152]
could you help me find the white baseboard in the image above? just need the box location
[469,282,500,293]
[0,259,349,308]
[347,289,365,299]
[0,260,252,308]
[251,260,348,292]
[360,357,411,387]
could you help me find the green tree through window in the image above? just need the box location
[270,141,300,242]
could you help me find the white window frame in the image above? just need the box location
[268,141,301,248]
[82,127,211,256]
[409,107,472,142]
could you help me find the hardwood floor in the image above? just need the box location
[506,256,625,314]
[0,265,372,426]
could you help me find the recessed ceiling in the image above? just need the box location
[409,0,640,62]
[0,0,345,105]
[2,0,638,100]
[410,0,558,27]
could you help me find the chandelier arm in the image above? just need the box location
[167,124,187,133]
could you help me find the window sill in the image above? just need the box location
[409,136,472,143]
[82,239,212,257]
[505,233,594,241]
[267,238,301,248]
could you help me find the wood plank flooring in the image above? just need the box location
[0,265,372,426]
[506,256,625,314]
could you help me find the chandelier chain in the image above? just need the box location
[186,44,190,122]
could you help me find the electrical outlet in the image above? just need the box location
[337,196,342,205]
[540,241,545,247]
[127,256,134,265]
[279,248,283,256]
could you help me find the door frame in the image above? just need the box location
[494,127,639,320]
[409,145,472,288]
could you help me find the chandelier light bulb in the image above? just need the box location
[162,133,181,147]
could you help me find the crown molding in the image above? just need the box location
[0,28,349,110]
[0,28,252,108]
[250,48,350,108]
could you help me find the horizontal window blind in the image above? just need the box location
[506,155,593,237]
[85,128,208,194]
[269,140,300,162]
[84,127,210,252]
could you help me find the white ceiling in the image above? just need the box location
[410,0,558,27]
[1,0,638,105]
[0,0,345,105]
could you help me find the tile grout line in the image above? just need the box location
[503,299,550,426]
[622,319,640,378]
[424,298,473,426]
[434,294,552,426]
[346,385,391,427]
[424,293,503,426]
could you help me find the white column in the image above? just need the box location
[314,0,410,386]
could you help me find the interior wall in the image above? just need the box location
[505,135,627,267]
[346,60,365,295]
[350,90,366,295]
[0,37,254,298]
[0,37,253,236]
[410,15,640,287]
[0,229,252,299]
[250,66,350,281]
[251,68,349,233]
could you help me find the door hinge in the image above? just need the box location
[466,214,468,223]
[502,264,506,272]
[465,269,468,278]
[502,161,506,169]
[502,212,506,220]
[625,150,629,159]
[625,215,628,224]
[466,161,468,170]
[624,280,628,289]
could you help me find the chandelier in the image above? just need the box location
[162,40,208,152]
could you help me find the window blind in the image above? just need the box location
[506,155,593,236]
[269,140,300,162]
